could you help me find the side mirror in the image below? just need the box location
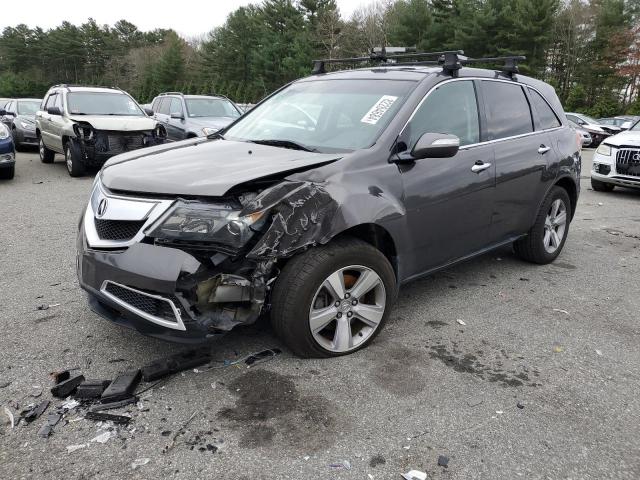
[170,112,184,120]
[411,133,460,159]
[144,107,154,116]
[47,106,62,115]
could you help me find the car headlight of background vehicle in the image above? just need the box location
[20,121,36,131]
[202,127,219,136]
[147,201,267,247]
[0,124,9,140]
[596,143,612,156]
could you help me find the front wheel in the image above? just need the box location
[514,186,572,264]
[271,238,396,358]
[65,140,86,177]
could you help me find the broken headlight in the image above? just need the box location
[147,201,266,247]
[73,123,94,140]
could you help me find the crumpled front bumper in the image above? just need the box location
[77,222,227,343]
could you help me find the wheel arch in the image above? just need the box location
[553,175,578,220]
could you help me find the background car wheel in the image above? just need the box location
[271,237,396,358]
[591,178,615,192]
[65,140,86,177]
[0,165,15,180]
[514,186,572,265]
[39,137,55,163]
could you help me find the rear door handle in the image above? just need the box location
[471,161,492,173]
[538,145,551,154]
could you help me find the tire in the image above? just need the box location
[591,178,614,192]
[514,186,572,264]
[0,165,15,180]
[39,136,55,163]
[65,140,86,177]
[271,237,396,358]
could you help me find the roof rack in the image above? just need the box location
[311,50,526,78]
[51,84,123,91]
[158,92,185,96]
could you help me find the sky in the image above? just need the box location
[3,0,374,38]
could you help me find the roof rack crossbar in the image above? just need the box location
[311,50,464,74]
[311,50,526,78]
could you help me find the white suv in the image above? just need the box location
[591,120,640,192]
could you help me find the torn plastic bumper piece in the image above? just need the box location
[51,375,85,398]
[141,348,212,381]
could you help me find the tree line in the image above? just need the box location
[1,0,639,116]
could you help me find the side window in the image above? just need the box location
[151,98,160,111]
[170,97,183,116]
[6,101,15,113]
[55,93,64,111]
[158,98,171,115]
[482,81,533,140]
[407,80,480,147]
[529,88,561,130]
[44,93,57,110]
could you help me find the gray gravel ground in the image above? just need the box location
[1,149,639,480]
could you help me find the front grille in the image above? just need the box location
[107,134,145,153]
[616,149,640,177]
[103,282,178,324]
[94,218,146,241]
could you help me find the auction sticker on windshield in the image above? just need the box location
[361,95,398,125]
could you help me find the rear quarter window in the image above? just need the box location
[482,81,533,140]
[528,88,561,130]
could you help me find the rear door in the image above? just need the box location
[479,80,552,241]
[399,79,496,275]
[38,93,58,149]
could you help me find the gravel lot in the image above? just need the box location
[1,149,639,480]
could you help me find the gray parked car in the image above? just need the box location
[0,98,42,149]
[77,51,581,357]
[150,93,242,141]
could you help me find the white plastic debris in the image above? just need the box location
[3,406,14,429]
[62,399,80,410]
[597,202,603,206]
[368,474,374,480]
[456,319,466,326]
[402,470,427,480]
[496,410,504,414]
[552,308,570,315]
[90,430,116,444]
[66,444,87,453]
[595,349,603,356]
[131,458,150,470]
[303,456,310,461]
[329,460,351,470]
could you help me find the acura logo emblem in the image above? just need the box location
[96,198,108,218]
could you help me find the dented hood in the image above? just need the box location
[68,115,157,131]
[101,138,341,196]
[604,130,640,147]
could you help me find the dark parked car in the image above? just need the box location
[77,52,581,357]
[150,93,242,141]
[0,123,16,179]
[1,98,42,149]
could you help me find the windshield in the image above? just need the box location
[578,114,599,124]
[224,79,416,152]
[185,98,240,118]
[67,92,144,116]
[17,101,41,115]
[631,120,640,131]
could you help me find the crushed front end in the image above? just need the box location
[72,122,166,168]
[77,177,337,343]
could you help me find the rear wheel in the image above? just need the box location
[514,186,572,264]
[271,238,396,358]
[39,137,55,163]
[591,178,615,192]
[65,140,86,177]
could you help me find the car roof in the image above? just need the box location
[16,98,42,102]
[57,86,126,94]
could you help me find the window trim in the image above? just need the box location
[526,86,561,131]
[399,77,565,152]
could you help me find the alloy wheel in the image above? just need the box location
[543,198,567,254]
[39,138,45,160]
[65,145,72,173]
[308,265,386,353]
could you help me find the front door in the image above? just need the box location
[398,80,496,277]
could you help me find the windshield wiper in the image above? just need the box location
[248,139,317,152]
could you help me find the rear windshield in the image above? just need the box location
[67,92,144,116]
[185,98,240,118]
[225,79,416,152]
[17,100,41,115]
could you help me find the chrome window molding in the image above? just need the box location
[100,280,186,331]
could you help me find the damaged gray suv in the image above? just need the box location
[77,51,581,357]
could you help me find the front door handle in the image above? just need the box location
[471,161,492,173]
[538,145,551,154]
